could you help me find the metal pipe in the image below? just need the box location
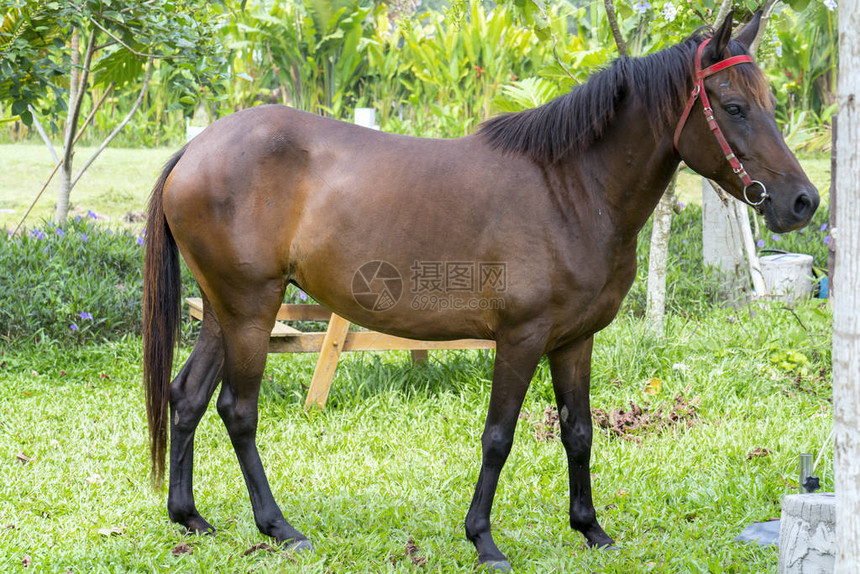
[799,453,814,493]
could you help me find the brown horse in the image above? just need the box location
[143,12,816,570]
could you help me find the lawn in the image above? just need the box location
[0,143,833,230]
[0,302,832,572]
[0,140,834,571]
[0,144,173,229]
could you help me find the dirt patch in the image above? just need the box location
[591,394,699,440]
[522,395,699,442]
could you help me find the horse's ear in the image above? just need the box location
[706,9,734,63]
[735,10,763,50]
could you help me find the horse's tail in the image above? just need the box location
[143,145,187,488]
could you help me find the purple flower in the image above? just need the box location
[136,236,144,246]
[74,215,82,223]
[81,233,87,243]
[679,202,686,210]
[56,228,65,239]
[87,210,98,220]
[820,223,828,232]
[823,0,837,11]
[106,229,112,236]
[824,235,831,245]
[771,234,780,242]
[757,239,765,248]
[70,323,79,332]
[78,312,93,321]
[298,290,308,302]
[31,229,44,240]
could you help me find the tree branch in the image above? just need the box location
[71,60,152,190]
[87,16,170,59]
[715,0,734,30]
[603,0,628,57]
[28,105,58,163]
[747,0,780,56]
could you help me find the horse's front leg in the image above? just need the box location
[465,335,543,571]
[548,336,615,549]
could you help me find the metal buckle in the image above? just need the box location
[743,180,768,206]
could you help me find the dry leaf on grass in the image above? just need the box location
[22,554,32,567]
[243,542,278,556]
[97,526,124,536]
[16,452,34,464]
[747,447,771,460]
[171,542,194,556]
[389,537,428,567]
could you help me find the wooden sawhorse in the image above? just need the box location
[185,298,495,409]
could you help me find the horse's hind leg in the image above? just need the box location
[547,337,615,549]
[167,293,224,534]
[213,278,310,548]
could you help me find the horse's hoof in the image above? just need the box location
[481,559,513,572]
[285,539,314,552]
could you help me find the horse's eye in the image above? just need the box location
[724,104,743,116]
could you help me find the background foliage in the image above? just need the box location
[0,0,839,146]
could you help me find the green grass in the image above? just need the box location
[0,144,832,230]
[0,144,174,229]
[0,302,832,572]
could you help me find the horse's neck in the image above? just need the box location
[572,97,681,238]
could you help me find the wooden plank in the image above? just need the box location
[276,304,332,322]
[268,332,495,354]
[270,321,302,337]
[304,314,352,409]
[186,297,203,320]
[188,299,332,322]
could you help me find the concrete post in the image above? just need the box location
[779,494,836,573]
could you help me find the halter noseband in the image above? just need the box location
[673,38,768,207]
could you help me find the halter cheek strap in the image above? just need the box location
[673,39,768,207]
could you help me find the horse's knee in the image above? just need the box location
[216,394,258,437]
[560,418,592,460]
[481,427,514,466]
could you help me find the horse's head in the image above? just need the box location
[675,11,819,233]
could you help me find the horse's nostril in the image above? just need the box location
[793,193,812,218]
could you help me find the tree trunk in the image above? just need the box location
[646,175,676,335]
[55,28,96,224]
[602,0,627,57]
[702,179,747,303]
[833,0,860,569]
[55,30,80,225]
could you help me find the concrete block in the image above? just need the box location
[778,493,835,574]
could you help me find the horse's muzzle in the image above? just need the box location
[764,185,820,233]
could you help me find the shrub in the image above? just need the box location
[0,216,312,345]
[0,217,150,343]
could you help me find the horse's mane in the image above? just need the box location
[478,31,769,164]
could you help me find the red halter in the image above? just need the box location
[673,38,768,206]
